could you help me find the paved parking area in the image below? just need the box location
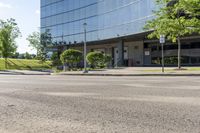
[0,75,200,133]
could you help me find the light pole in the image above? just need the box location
[83,23,88,73]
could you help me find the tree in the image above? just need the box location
[51,52,62,66]
[0,18,20,68]
[178,0,200,19]
[144,0,200,69]
[40,29,52,61]
[24,52,32,59]
[27,32,41,57]
[60,49,83,69]
[27,30,52,61]
[11,52,20,58]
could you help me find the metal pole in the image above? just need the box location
[161,43,164,73]
[83,23,88,73]
[177,37,181,69]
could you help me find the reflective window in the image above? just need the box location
[41,0,156,45]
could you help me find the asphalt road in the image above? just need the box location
[0,75,200,133]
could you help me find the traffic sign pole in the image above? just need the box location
[160,35,165,73]
[161,43,164,73]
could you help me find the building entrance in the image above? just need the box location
[114,47,128,67]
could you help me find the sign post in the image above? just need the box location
[160,35,165,73]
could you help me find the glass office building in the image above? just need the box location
[41,0,155,44]
[41,0,200,66]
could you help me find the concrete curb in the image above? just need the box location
[1,71,199,76]
[52,73,200,76]
[0,71,51,75]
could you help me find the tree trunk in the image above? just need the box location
[177,37,181,69]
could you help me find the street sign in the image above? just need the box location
[160,35,165,44]
[145,51,150,56]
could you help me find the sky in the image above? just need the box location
[0,0,40,54]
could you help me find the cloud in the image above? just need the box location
[0,2,12,9]
[35,9,40,15]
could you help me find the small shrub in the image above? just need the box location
[104,54,112,67]
[60,49,82,69]
[86,52,111,68]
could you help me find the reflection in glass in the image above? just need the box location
[41,0,156,45]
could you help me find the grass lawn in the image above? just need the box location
[0,58,52,71]
[187,67,200,71]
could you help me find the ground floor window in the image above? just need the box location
[145,40,200,65]
[191,57,200,64]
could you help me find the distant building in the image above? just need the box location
[41,0,200,66]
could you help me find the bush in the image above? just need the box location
[104,54,112,67]
[51,52,62,66]
[86,52,111,68]
[165,57,178,65]
[60,49,82,69]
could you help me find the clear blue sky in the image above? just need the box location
[0,0,40,54]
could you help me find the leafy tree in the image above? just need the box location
[24,52,32,59]
[27,32,41,57]
[86,52,111,68]
[19,53,25,59]
[144,0,200,69]
[178,0,200,19]
[27,30,52,62]
[60,49,83,69]
[51,52,61,66]
[11,52,20,58]
[40,29,52,61]
[0,18,21,68]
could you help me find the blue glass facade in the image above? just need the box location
[41,0,156,45]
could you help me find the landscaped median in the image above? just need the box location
[0,58,52,71]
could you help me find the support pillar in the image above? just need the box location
[117,40,124,67]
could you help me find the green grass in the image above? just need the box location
[187,67,200,71]
[0,58,52,70]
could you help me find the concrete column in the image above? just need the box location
[117,40,124,66]
[112,47,115,67]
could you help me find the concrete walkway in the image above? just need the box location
[56,67,200,76]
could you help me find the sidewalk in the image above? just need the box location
[1,67,200,76]
[55,67,200,76]
[0,70,51,75]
